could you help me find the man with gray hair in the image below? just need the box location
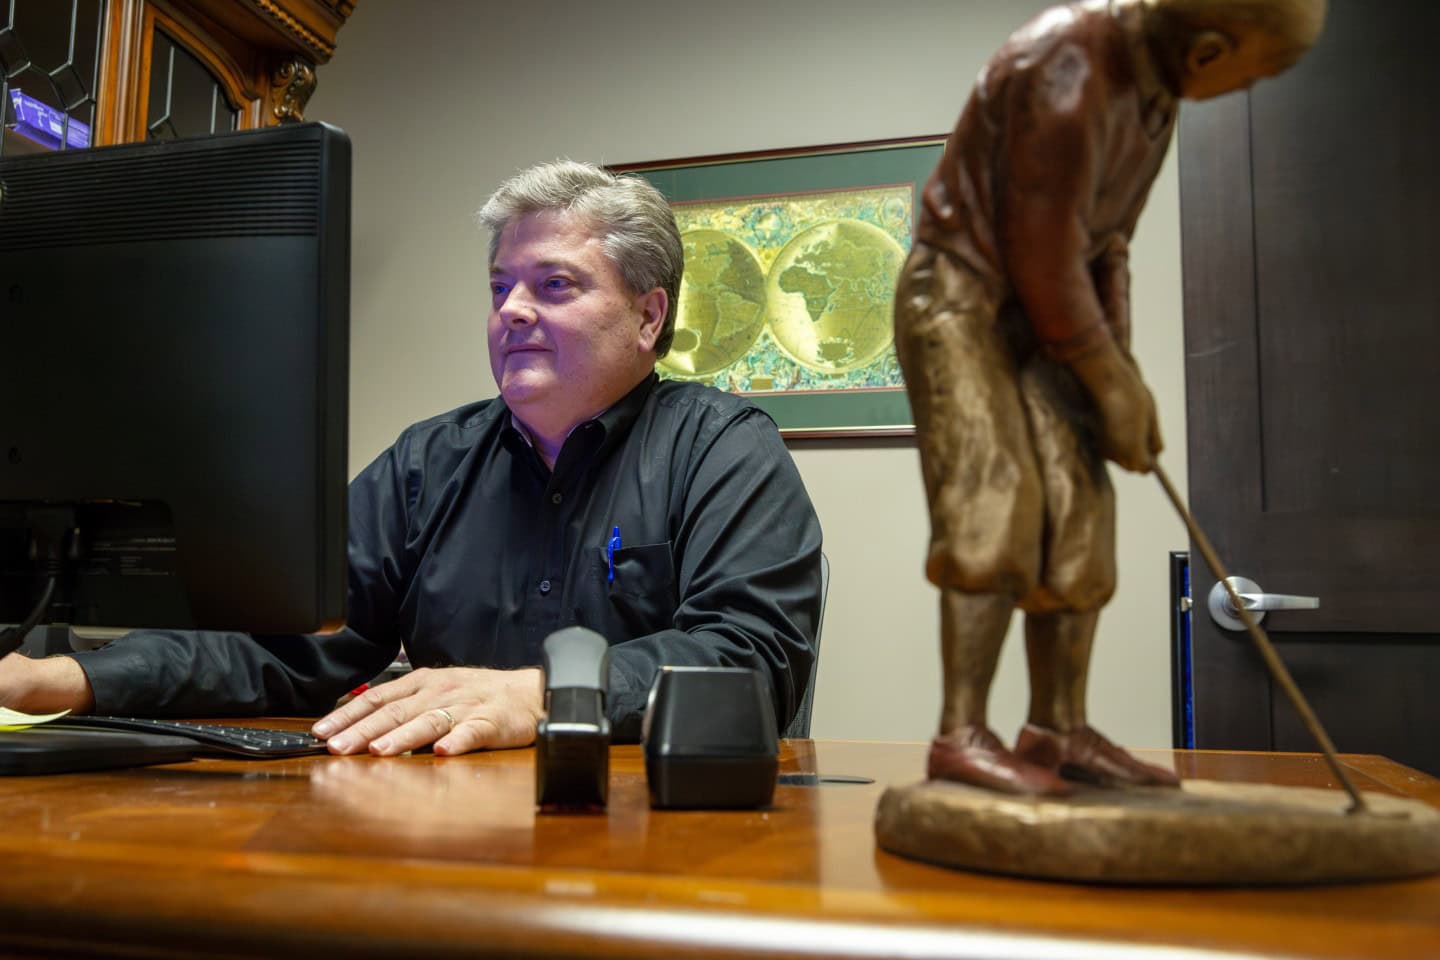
[0,161,824,755]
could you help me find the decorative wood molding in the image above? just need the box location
[269,56,317,123]
[241,0,353,63]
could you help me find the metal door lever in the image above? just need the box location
[1207,575,1320,631]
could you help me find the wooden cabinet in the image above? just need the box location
[1,0,354,156]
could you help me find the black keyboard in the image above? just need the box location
[52,716,329,758]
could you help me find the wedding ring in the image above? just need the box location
[435,707,457,732]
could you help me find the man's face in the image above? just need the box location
[488,211,665,440]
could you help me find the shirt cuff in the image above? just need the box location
[67,645,154,716]
[606,652,654,743]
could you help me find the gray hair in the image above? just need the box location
[477,160,684,358]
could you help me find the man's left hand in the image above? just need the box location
[312,666,544,757]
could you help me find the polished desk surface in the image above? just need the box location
[0,731,1436,959]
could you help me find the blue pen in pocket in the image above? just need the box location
[607,526,622,583]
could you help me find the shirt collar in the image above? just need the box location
[590,371,659,446]
[501,371,660,469]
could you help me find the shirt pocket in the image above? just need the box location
[605,541,678,636]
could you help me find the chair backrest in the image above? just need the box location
[783,551,828,739]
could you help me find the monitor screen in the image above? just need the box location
[0,122,350,640]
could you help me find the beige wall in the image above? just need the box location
[308,0,1188,748]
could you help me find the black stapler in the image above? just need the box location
[534,626,611,811]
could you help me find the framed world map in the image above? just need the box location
[612,136,945,438]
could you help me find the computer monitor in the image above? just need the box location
[0,122,350,644]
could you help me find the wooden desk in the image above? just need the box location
[0,735,1435,958]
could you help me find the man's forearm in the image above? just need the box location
[605,613,817,743]
[0,654,95,714]
[71,628,396,719]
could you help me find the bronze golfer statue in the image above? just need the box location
[882,0,1440,885]
[894,0,1327,798]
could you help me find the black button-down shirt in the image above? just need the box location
[75,375,824,739]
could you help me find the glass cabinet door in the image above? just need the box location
[146,28,238,140]
[0,0,105,156]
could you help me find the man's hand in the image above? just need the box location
[1068,338,1163,473]
[311,666,545,757]
[0,653,95,714]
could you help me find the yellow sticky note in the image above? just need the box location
[0,707,71,731]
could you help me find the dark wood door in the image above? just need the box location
[1178,0,1440,776]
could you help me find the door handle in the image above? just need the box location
[1206,576,1320,631]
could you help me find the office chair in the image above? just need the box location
[784,551,829,739]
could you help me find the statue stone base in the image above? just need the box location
[875,778,1440,885]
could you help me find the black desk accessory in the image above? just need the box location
[642,666,778,809]
[0,727,196,775]
[535,626,611,811]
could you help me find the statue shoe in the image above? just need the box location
[927,725,1072,797]
[1013,723,1181,788]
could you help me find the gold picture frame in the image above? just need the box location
[612,135,946,438]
